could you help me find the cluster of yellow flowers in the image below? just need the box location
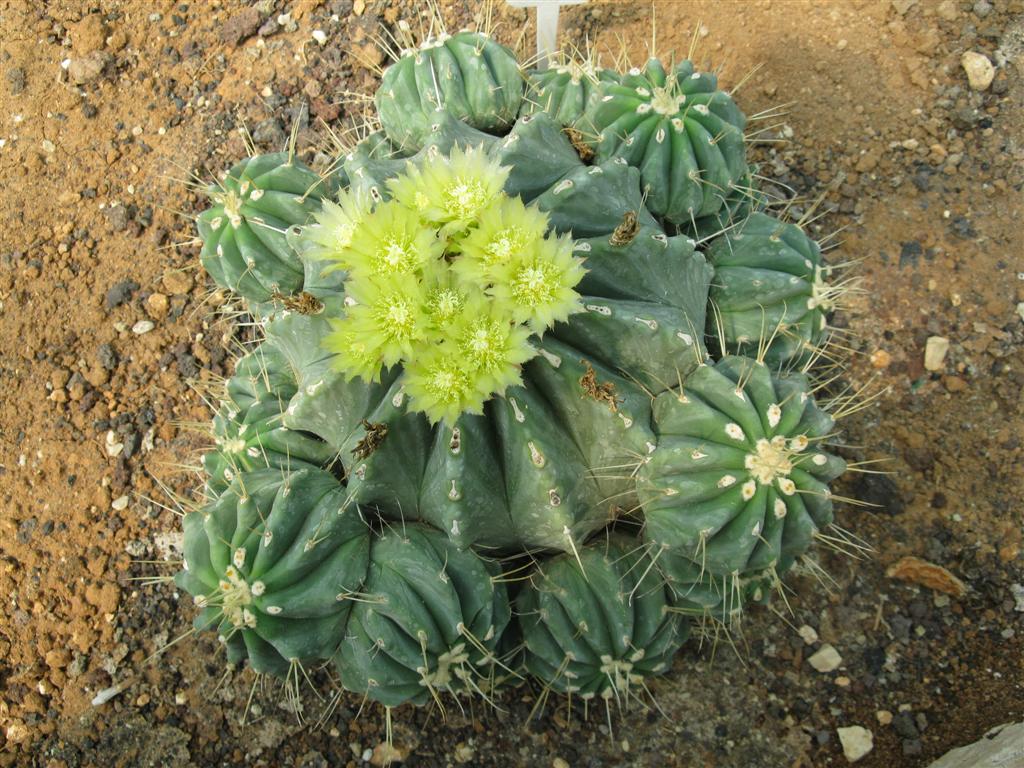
[304,146,585,423]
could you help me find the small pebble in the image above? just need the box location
[837,726,874,763]
[961,51,995,91]
[162,270,194,295]
[798,625,819,645]
[145,293,169,319]
[808,644,843,672]
[924,336,949,371]
[132,320,155,335]
[870,349,892,368]
[105,430,124,458]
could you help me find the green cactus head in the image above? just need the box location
[259,115,712,557]
[196,153,335,303]
[582,58,748,225]
[706,212,841,367]
[639,356,847,594]
[203,340,338,495]
[333,524,511,708]
[520,51,619,130]
[174,468,370,677]
[374,31,524,153]
[517,535,689,702]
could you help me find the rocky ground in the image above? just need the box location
[0,0,1021,766]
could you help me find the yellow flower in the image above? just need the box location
[452,196,550,287]
[303,188,373,271]
[336,279,428,370]
[316,143,586,422]
[488,234,585,333]
[343,200,444,279]
[452,301,535,398]
[387,144,509,229]
[404,345,483,425]
[323,319,385,382]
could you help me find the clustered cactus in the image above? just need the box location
[178,22,856,717]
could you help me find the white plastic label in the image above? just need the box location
[506,0,586,70]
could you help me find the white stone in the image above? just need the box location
[132,320,155,335]
[961,51,995,91]
[808,643,842,672]
[926,722,1024,768]
[1011,583,1024,612]
[798,624,819,645]
[924,336,950,371]
[105,430,124,457]
[837,726,874,763]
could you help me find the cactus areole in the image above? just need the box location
[181,26,856,719]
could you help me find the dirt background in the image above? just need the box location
[1,0,1022,766]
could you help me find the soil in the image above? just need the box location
[1,0,1022,766]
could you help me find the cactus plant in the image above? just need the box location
[196,153,336,303]
[178,16,865,724]
[334,524,511,707]
[517,535,688,700]
[520,55,618,131]
[202,341,338,494]
[374,31,524,153]
[705,212,836,366]
[175,467,370,677]
[582,58,748,225]
[638,356,846,596]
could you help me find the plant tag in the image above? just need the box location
[506,0,586,70]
